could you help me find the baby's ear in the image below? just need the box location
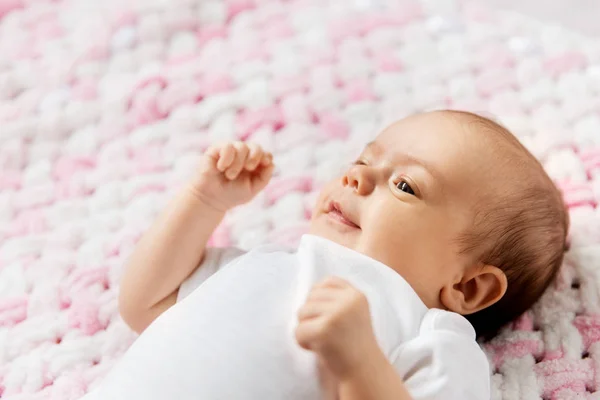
[440,265,507,315]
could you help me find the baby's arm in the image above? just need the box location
[337,359,412,400]
[117,190,225,333]
[119,142,273,333]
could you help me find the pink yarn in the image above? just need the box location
[68,298,104,336]
[0,171,22,190]
[226,0,255,21]
[344,80,377,103]
[133,76,168,92]
[34,20,63,39]
[475,45,515,70]
[486,338,542,368]
[232,46,269,63]
[512,312,535,331]
[164,14,198,34]
[81,45,110,62]
[71,81,98,101]
[329,20,361,43]
[535,359,594,398]
[158,81,203,115]
[54,157,97,181]
[260,20,294,40]
[200,74,233,96]
[0,297,28,327]
[574,316,600,351]
[66,267,110,294]
[0,0,23,19]
[271,74,307,98]
[129,80,169,126]
[129,183,167,198]
[360,11,420,33]
[50,373,88,400]
[7,210,47,237]
[197,26,228,46]
[375,54,404,72]
[114,10,138,27]
[55,179,94,200]
[319,113,350,140]
[305,49,336,67]
[559,183,597,208]
[236,106,284,140]
[544,349,566,362]
[476,69,517,97]
[544,52,588,78]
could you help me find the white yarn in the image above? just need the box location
[0,262,27,297]
[574,115,600,146]
[167,31,198,58]
[232,61,270,86]
[280,93,311,123]
[197,1,228,25]
[207,110,237,142]
[23,159,53,186]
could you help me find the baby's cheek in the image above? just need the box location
[366,213,445,271]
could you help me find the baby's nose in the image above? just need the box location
[342,166,375,195]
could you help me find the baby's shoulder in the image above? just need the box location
[390,309,490,399]
[419,308,476,338]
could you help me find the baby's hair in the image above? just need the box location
[444,110,569,339]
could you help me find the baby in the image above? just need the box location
[83,110,568,400]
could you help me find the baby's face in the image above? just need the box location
[309,112,495,308]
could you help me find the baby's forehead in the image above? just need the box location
[372,111,535,192]
[379,111,493,139]
[376,111,524,162]
[373,112,488,161]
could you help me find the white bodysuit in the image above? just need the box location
[83,235,490,399]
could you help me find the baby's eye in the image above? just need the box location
[396,180,415,195]
[353,159,367,166]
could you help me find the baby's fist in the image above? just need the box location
[210,142,273,181]
[295,277,380,380]
[191,142,274,212]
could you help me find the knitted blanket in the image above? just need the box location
[0,0,598,399]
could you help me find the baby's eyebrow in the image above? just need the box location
[365,141,445,186]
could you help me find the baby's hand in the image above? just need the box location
[295,277,381,381]
[191,142,274,212]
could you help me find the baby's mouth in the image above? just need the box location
[327,201,360,229]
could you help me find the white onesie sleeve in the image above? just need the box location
[176,247,246,302]
[391,309,490,400]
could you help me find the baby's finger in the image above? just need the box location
[225,142,249,180]
[297,303,324,321]
[202,146,220,171]
[205,145,220,160]
[260,152,273,167]
[295,318,325,351]
[258,163,274,183]
[306,288,337,303]
[248,163,274,193]
[245,144,263,171]
[217,143,236,171]
[249,164,274,193]
[314,276,350,290]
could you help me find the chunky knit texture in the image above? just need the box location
[0,0,599,399]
